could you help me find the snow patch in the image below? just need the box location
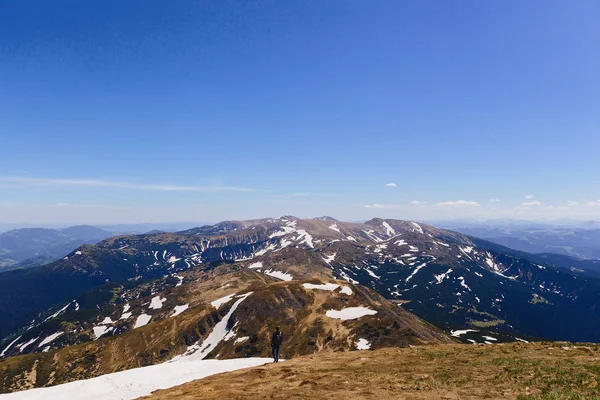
[93,326,113,340]
[174,293,252,361]
[149,296,166,310]
[450,329,479,337]
[303,283,339,291]
[0,358,272,400]
[211,294,236,309]
[339,286,353,295]
[38,332,64,348]
[264,269,293,281]
[355,338,371,350]
[411,222,424,234]
[382,221,396,236]
[172,304,189,317]
[248,261,263,269]
[405,263,427,283]
[325,307,377,320]
[329,224,341,233]
[134,314,152,329]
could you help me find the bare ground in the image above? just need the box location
[143,342,600,400]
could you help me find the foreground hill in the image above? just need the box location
[0,270,449,392]
[145,342,600,400]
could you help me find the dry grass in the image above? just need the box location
[144,342,600,400]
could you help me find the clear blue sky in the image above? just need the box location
[1,0,599,224]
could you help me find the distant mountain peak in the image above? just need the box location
[312,216,338,221]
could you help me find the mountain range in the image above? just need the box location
[1,216,600,393]
[0,225,113,271]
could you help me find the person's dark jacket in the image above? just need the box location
[271,331,283,347]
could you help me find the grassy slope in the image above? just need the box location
[145,342,600,400]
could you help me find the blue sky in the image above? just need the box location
[1,1,599,225]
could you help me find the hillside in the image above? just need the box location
[0,271,449,393]
[2,216,600,363]
[143,342,600,400]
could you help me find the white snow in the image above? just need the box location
[296,229,314,248]
[382,221,396,236]
[75,251,82,255]
[17,337,39,353]
[234,336,249,344]
[395,239,408,246]
[211,294,236,309]
[433,268,453,284]
[458,277,471,291]
[346,236,357,241]
[303,283,339,291]
[248,261,263,269]
[474,272,483,278]
[482,335,497,342]
[325,307,377,320]
[167,256,181,264]
[411,222,424,234]
[0,335,22,357]
[133,314,152,329]
[450,329,479,337]
[172,304,189,317]
[366,268,381,280]
[329,224,341,233]
[0,358,271,400]
[516,337,529,343]
[322,253,336,265]
[339,286,353,295]
[405,263,427,283]
[355,338,371,350]
[264,269,293,281]
[122,304,131,313]
[100,317,113,325]
[149,296,166,310]
[174,293,253,361]
[43,302,73,322]
[93,326,113,340]
[120,312,132,320]
[409,245,419,252]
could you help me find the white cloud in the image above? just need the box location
[488,198,501,202]
[566,201,579,206]
[588,200,600,207]
[0,176,257,192]
[524,195,535,200]
[364,204,400,209]
[521,201,542,207]
[410,201,427,206]
[435,200,481,207]
[385,183,397,187]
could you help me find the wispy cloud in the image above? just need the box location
[48,203,131,210]
[0,176,258,192]
[435,200,481,207]
[521,201,542,207]
[385,183,397,187]
[410,200,427,206]
[488,198,501,202]
[364,204,400,209]
[525,194,535,200]
[588,200,600,207]
[566,201,579,206]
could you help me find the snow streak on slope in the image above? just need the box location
[0,358,271,400]
[173,292,253,361]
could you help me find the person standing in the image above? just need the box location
[271,326,283,362]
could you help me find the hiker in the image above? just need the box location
[271,326,283,362]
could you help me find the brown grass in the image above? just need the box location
[144,342,600,400]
